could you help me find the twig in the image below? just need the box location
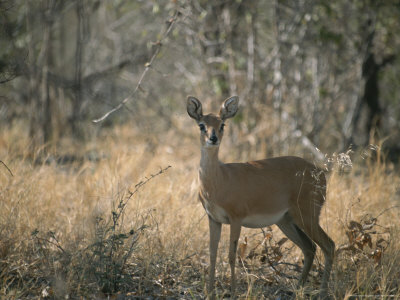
[266,258,298,280]
[128,166,171,199]
[92,11,179,123]
[376,205,400,219]
[0,160,14,177]
[115,165,171,221]
[180,252,197,262]
[34,236,67,255]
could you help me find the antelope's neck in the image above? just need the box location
[199,147,221,191]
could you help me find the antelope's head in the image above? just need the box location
[187,96,239,148]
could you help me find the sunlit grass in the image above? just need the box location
[0,123,399,298]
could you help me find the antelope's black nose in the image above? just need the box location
[210,134,218,144]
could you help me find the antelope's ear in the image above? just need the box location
[187,96,203,120]
[220,96,239,120]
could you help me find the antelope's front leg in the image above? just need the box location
[208,216,221,299]
[229,220,242,299]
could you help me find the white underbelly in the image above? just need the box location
[204,199,287,227]
[242,210,287,228]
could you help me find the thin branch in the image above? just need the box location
[113,165,172,224]
[127,166,171,203]
[92,12,179,123]
[0,73,18,84]
[0,160,14,177]
[376,205,400,219]
[34,236,67,254]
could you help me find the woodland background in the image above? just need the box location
[1,1,400,299]
[1,0,400,155]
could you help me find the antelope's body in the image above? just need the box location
[187,96,335,299]
[200,155,325,228]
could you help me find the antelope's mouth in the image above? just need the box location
[205,139,220,147]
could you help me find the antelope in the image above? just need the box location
[187,96,335,299]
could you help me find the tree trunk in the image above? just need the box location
[42,0,53,144]
[349,51,396,146]
[27,0,41,149]
[362,52,381,138]
[71,0,85,138]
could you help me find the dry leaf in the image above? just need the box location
[238,237,248,260]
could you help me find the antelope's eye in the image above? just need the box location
[220,123,225,131]
[199,124,206,131]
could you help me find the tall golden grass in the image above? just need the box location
[0,122,399,299]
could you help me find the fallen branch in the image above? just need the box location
[93,11,179,123]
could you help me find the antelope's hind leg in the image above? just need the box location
[277,212,317,287]
[292,169,335,297]
[300,223,335,297]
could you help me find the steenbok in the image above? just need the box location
[187,96,334,299]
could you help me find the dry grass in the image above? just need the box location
[1,122,399,299]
